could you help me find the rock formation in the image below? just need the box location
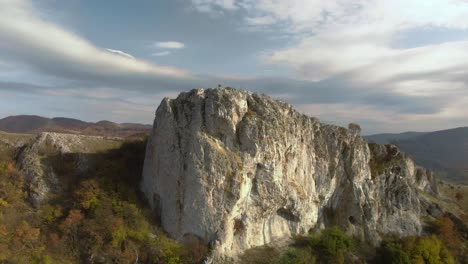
[141,88,438,259]
[18,132,121,207]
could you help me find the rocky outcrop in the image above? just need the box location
[368,143,438,195]
[18,132,122,207]
[141,88,438,259]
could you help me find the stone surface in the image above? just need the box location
[141,88,438,259]
[18,132,122,207]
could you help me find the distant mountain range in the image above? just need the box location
[365,127,468,184]
[0,115,152,137]
[364,131,428,144]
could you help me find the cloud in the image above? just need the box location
[105,49,135,60]
[193,0,468,31]
[0,0,193,84]
[190,0,468,82]
[0,0,467,133]
[154,41,185,49]
[190,0,468,132]
[0,81,177,123]
[152,51,171,57]
[244,16,276,26]
[191,0,238,12]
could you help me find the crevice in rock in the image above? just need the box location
[153,193,162,225]
[233,219,244,236]
[276,208,300,222]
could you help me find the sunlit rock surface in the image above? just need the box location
[141,88,437,258]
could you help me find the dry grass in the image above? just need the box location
[0,131,34,146]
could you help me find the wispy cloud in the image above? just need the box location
[0,0,193,82]
[105,48,135,60]
[152,51,171,57]
[244,16,276,26]
[191,0,238,12]
[154,41,185,49]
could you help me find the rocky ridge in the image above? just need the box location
[18,132,122,207]
[141,88,438,259]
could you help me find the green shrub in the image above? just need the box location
[277,248,316,264]
[377,236,454,264]
[378,241,411,264]
[406,236,454,264]
[314,226,354,264]
[40,204,63,224]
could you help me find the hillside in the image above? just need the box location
[0,131,200,263]
[0,115,151,137]
[366,127,468,184]
[364,131,427,144]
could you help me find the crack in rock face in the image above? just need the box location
[141,88,438,259]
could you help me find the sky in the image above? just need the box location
[0,0,468,134]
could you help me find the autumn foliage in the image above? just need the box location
[0,140,210,263]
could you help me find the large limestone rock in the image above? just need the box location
[141,88,437,258]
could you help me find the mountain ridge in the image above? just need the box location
[0,115,151,137]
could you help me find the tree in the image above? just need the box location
[59,209,84,257]
[40,204,63,224]
[433,216,461,255]
[406,236,454,264]
[14,221,40,246]
[377,236,454,264]
[314,226,354,264]
[378,241,411,264]
[74,179,101,210]
[348,123,362,135]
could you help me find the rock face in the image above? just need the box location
[18,132,121,207]
[141,88,437,258]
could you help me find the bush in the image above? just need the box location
[378,241,411,264]
[314,226,354,264]
[277,248,316,264]
[40,204,62,224]
[376,236,454,264]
